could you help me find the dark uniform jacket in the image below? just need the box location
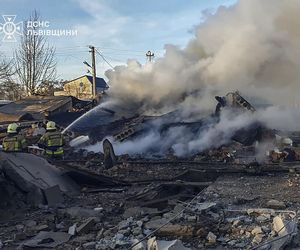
[38,131,65,156]
[2,134,27,152]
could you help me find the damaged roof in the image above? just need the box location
[0,96,72,121]
[66,75,109,90]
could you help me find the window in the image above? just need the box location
[79,82,83,92]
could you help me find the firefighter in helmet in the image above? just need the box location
[38,121,65,158]
[2,123,27,152]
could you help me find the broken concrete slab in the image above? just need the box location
[193,202,217,212]
[144,218,168,230]
[251,227,263,235]
[60,162,127,186]
[23,231,71,248]
[266,200,286,210]
[256,214,271,223]
[267,216,298,250]
[62,206,103,219]
[118,217,134,230]
[33,224,49,232]
[131,239,146,250]
[82,241,96,249]
[43,185,64,206]
[68,224,77,236]
[25,220,37,228]
[206,232,217,244]
[149,238,192,250]
[0,152,79,205]
[157,224,197,237]
[123,207,143,219]
[273,216,287,236]
[252,233,263,245]
[76,217,96,234]
[14,232,27,241]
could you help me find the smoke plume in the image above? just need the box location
[105,0,300,115]
[83,0,300,156]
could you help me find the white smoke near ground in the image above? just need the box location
[83,106,300,156]
[256,106,300,131]
[84,133,160,155]
[173,109,255,156]
[84,109,256,156]
[83,0,300,156]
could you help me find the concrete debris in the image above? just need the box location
[266,200,286,210]
[62,206,103,219]
[151,239,192,250]
[25,220,37,227]
[82,241,96,249]
[256,214,271,223]
[76,217,96,234]
[23,231,71,248]
[145,218,169,230]
[131,239,146,250]
[193,202,217,212]
[1,92,300,250]
[68,223,77,236]
[252,233,263,245]
[34,224,49,232]
[206,232,217,244]
[273,216,287,236]
[43,185,64,206]
[251,226,263,235]
[0,152,79,205]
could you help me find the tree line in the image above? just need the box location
[0,11,62,100]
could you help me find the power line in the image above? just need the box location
[94,46,144,53]
[95,49,114,70]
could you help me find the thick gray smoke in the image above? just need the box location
[105,0,300,115]
[85,109,257,156]
[84,0,300,156]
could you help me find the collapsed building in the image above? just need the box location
[0,91,300,249]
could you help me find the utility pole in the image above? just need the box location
[146,50,154,63]
[89,45,97,98]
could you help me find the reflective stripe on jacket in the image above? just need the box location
[45,147,64,155]
[38,131,64,155]
[2,135,27,152]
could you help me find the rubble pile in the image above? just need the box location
[1,91,300,249]
[94,199,298,250]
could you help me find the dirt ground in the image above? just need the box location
[203,172,300,209]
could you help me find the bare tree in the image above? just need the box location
[0,56,22,100]
[35,79,65,96]
[14,10,56,96]
[0,56,13,82]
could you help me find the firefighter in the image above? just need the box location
[2,123,27,152]
[38,121,65,158]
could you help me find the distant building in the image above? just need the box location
[55,75,109,100]
[0,96,72,124]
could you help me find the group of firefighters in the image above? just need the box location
[1,121,65,158]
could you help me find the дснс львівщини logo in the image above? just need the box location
[0,15,23,42]
[0,15,77,41]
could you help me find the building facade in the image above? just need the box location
[55,75,109,100]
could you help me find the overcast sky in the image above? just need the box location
[0,0,236,80]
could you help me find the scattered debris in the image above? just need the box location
[23,231,71,248]
[1,91,300,249]
[76,217,96,235]
[266,200,286,210]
